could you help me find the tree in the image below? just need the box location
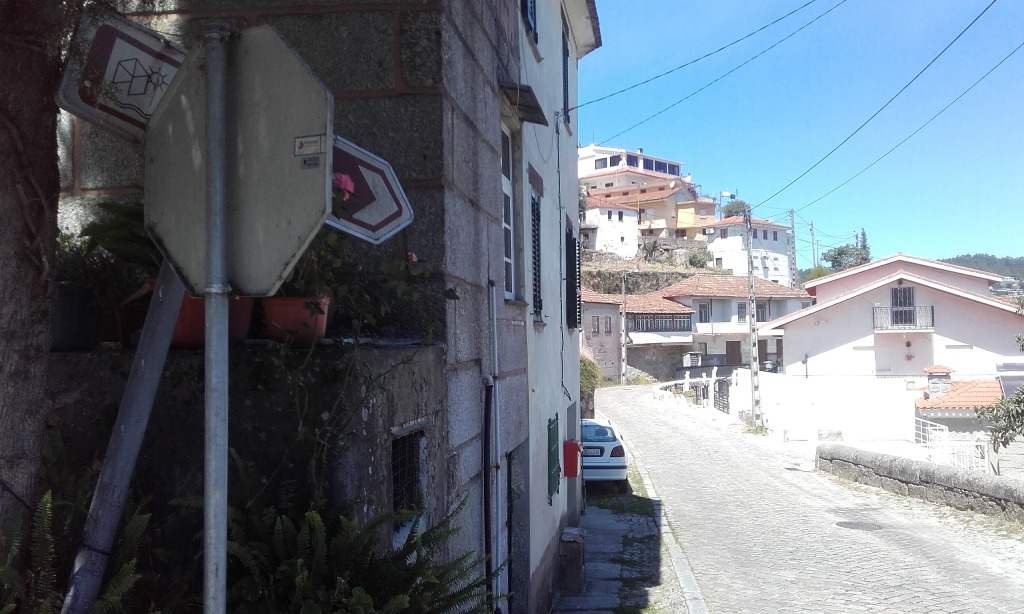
[821,245,870,272]
[802,266,832,282]
[721,200,747,218]
[686,248,712,269]
[0,0,75,533]
[976,303,1024,450]
[858,228,869,255]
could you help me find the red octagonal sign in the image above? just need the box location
[327,136,413,244]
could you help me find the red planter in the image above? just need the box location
[117,286,254,349]
[261,297,330,347]
[171,294,255,349]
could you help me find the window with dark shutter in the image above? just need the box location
[531,193,542,319]
[521,0,537,43]
[547,414,560,500]
[565,225,579,329]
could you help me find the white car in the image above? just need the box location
[580,417,628,484]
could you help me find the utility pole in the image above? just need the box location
[620,271,627,385]
[744,204,761,428]
[810,221,818,267]
[788,208,798,288]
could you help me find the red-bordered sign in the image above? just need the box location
[57,10,185,141]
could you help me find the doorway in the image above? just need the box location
[726,341,742,365]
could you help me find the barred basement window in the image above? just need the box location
[547,414,560,501]
[531,193,543,319]
[392,431,424,514]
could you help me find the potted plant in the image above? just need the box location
[81,201,254,349]
[260,229,337,347]
[258,173,357,347]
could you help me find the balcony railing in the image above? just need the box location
[872,306,934,330]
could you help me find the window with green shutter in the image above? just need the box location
[547,414,560,501]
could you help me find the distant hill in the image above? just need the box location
[940,254,1024,281]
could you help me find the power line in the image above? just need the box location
[598,0,851,145]
[574,0,823,112]
[754,0,999,210]
[793,37,1024,215]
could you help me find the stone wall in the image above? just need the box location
[816,444,1024,525]
[47,343,448,526]
[627,345,686,382]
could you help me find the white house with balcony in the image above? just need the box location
[704,215,795,287]
[759,254,1022,381]
[640,274,810,370]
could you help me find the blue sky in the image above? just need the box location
[577,0,1024,268]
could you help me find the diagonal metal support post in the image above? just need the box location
[62,261,184,614]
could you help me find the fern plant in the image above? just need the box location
[220,454,499,614]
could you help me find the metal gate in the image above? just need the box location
[714,378,730,414]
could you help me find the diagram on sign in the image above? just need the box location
[81,27,182,128]
[57,10,185,140]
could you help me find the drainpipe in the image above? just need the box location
[482,376,494,600]
[487,279,504,610]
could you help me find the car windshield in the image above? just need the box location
[582,422,616,442]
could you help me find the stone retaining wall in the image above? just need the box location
[816,444,1024,525]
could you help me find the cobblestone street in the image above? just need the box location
[597,386,1024,613]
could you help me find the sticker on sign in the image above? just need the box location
[294,135,326,156]
[57,9,185,141]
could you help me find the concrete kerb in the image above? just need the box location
[616,418,709,614]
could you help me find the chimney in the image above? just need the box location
[924,365,953,395]
[637,147,643,154]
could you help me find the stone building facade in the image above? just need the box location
[57,1,600,611]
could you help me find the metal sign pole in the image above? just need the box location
[202,24,230,614]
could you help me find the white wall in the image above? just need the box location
[707,225,792,286]
[733,369,921,441]
[522,0,584,582]
[584,206,638,258]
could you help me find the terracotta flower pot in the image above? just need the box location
[261,297,330,347]
[117,283,254,349]
[170,294,255,349]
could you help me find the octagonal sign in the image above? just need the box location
[145,26,332,296]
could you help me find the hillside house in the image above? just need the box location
[760,254,1024,384]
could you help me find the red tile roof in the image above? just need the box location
[626,293,694,314]
[923,365,954,374]
[657,274,809,299]
[581,287,621,305]
[915,380,1002,410]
